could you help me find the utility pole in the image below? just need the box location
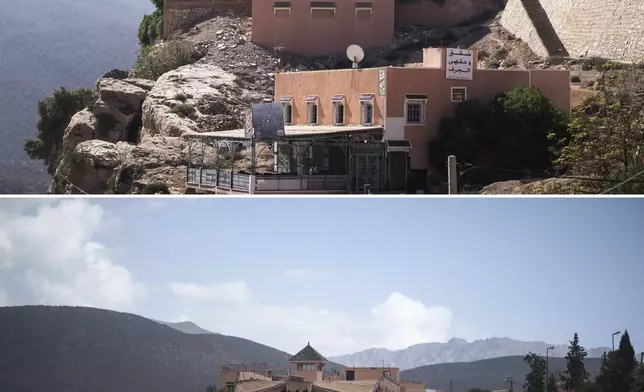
[612,331,622,352]
[447,155,458,194]
[449,380,453,392]
[546,346,554,392]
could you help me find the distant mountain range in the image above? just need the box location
[330,337,611,370]
[156,320,219,335]
[0,306,611,392]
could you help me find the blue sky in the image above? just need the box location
[0,198,642,356]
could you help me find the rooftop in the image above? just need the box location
[185,125,384,140]
[289,342,329,362]
[313,380,379,392]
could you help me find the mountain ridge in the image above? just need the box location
[330,336,611,370]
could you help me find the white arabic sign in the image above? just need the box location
[445,48,474,81]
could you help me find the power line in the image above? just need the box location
[600,168,644,194]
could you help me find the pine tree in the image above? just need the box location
[596,331,638,392]
[547,373,558,392]
[524,352,548,392]
[563,333,590,392]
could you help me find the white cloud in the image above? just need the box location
[168,281,455,356]
[169,281,252,303]
[283,268,329,280]
[0,199,146,312]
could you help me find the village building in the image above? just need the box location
[164,0,501,56]
[218,343,427,392]
[185,47,570,194]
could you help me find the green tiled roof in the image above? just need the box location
[289,342,328,362]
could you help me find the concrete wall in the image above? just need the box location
[501,0,644,62]
[395,0,503,28]
[345,368,400,382]
[252,0,395,56]
[163,0,250,38]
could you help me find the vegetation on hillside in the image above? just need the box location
[139,0,164,47]
[430,64,644,194]
[458,332,642,392]
[428,87,569,181]
[549,66,644,194]
[131,40,197,80]
[23,87,95,175]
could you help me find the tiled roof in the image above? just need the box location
[313,380,379,392]
[236,380,285,392]
[289,342,329,362]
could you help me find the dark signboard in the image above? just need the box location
[251,103,285,139]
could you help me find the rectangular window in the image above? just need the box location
[361,102,373,124]
[297,364,316,371]
[226,383,234,392]
[283,103,292,124]
[307,103,318,124]
[355,2,372,19]
[405,94,427,125]
[333,102,345,124]
[310,1,335,18]
[451,87,467,102]
[274,1,291,16]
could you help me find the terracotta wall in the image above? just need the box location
[252,0,395,56]
[394,0,503,28]
[346,368,400,382]
[274,68,384,126]
[400,380,426,392]
[163,0,250,38]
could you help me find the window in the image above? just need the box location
[310,1,335,18]
[307,102,318,124]
[226,383,234,392]
[359,94,374,124]
[274,1,291,17]
[283,103,292,124]
[405,94,427,125]
[361,102,373,124]
[297,363,317,371]
[451,87,467,102]
[333,102,344,124]
[355,2,372,19]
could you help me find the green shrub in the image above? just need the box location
[138,0,164,47]
[570,75,581,83]
[174,93,187,101]
[23,87,95,175]
[170,103,196,117]
[132,40,196,81]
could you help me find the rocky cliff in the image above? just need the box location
[48,12,494,194]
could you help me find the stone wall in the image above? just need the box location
[163,0,250,38]
[501,0,644,62]
[395,0,504,28]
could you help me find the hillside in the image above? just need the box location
[401,356,603,392]
[157,320,218,334]
[330,337,609,370]
[0,306,292,392]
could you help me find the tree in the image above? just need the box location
[596,331,639,392]
[631,366,644,392]
[550,66,644,193]
[563,333,590,391]
[139,0,164,46]
[23,87,95,175]
[468,388,491,392]
[524,352,548,392]
[547,374,558,392]
[428,87,569,183]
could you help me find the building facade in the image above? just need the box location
[251,0,395,56]
[274,47,571,177]
[223,343,425,392]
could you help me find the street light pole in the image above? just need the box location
[505,377,514,392]
[612,331,622,352]
[546,346,554,392]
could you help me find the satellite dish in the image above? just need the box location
[346,44,365,69]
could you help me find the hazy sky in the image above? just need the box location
[0,197,642,357]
